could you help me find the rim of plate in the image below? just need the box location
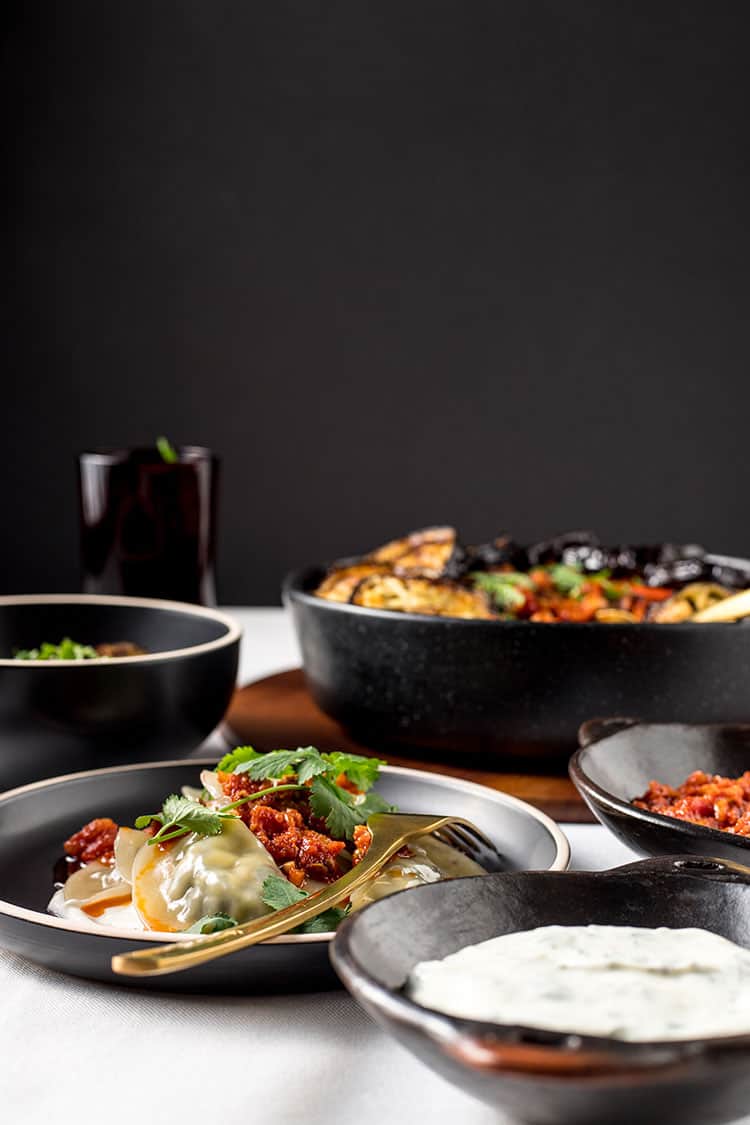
[0,594,241,666]
[0,759,570,945]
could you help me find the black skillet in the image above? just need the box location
[284,554,750,761]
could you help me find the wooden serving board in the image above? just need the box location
[223,669,592,823]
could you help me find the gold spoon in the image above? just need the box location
[111,812,501,978]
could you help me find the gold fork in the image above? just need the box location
[111,812,502,978]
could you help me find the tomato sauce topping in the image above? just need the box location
[634,770,750,835]
[64,817,119,865]
[217,771,347,883]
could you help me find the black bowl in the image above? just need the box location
[283,562,750,760]
[0,595,240,788]
[570,718,750,863]
[331,856,750,1125]
[0,758,568,993]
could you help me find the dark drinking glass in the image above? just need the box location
[78,446,219,605]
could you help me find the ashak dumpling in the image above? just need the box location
[130,816,282,932]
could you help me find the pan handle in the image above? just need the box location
[614,855,750,880]
[577,716,640,748]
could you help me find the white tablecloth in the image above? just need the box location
[1,609,745,1124]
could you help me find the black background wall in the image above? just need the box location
[4,3,748,603]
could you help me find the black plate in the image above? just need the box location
[0,758,568,993]
[331,856,750,1125]
[283,559,750,761]
[570,719,750,862]
[0,594,240,788]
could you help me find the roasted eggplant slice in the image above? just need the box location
[651,583,732,623]
[368,527,456,578]
[351,575,495,619]
[315,564,391,603]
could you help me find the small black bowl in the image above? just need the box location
[331,856,750,1125]
[570,718,750,863]
[0,594,240,788]
[283,561,750,761]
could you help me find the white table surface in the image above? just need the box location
[1,608,745,1124]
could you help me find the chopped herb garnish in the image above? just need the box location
[185,912,238,934]
[471,572,531,612]
[156,435,179,463]
[547,563,585,597]
[14,638,99,661]
[261,875,350,934]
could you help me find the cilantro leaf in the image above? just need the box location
[299,907,350,933]
[321,752,385,792]
[240,747,323,783]
[136,793,233,844]
[295,754,330,784]
[261,875,350,934]
[185,912,238,934]
[261,874,306,910]
[356,790,397,819]
[216,745,263,773]
[309,775,363,839]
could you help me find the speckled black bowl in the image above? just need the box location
[0,595,240,788]
[283,563,750,760]
[331,855,750,1125]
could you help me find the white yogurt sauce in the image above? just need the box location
[407,925,750,1041]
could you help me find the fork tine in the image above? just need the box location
[444,824,484,853]
[435,822,506,872]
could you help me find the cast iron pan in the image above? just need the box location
[570,719,750,863]
[283,560,750,761]
[330,856,750,1125]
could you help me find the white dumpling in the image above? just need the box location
[47,860,139,930]
[350,834,485,911]
[114,827,150,883]
[130,816,281,932]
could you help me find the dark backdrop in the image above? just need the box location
[4,2,749,603]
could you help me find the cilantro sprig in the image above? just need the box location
[261,875,350,934]
[135,794,236,844]
[136,785,309,845]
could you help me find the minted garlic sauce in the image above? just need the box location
[407,925,750,1041]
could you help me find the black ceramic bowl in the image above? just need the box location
[0,594,240,788]
[331,856,750,1125]
[283,560,750,760]
[0,758,568,993]
[570,718,750,863]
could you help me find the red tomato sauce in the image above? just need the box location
[634,770,750,835]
